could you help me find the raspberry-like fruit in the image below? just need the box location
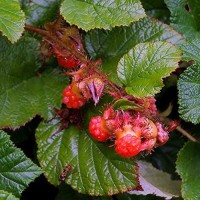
[62,84,85,109]
[89,116,110,142]
[58,55,80,69]
[115,135,141,158]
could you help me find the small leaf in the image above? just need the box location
[0,190,19,200]
[21,0,61,26]
[178,65,200,124]
[113,99,141,111]
[36,120,138,196]
[0,0,25,43]
[176,141,200,200]
[0,131,42,197]
[60,0,146,31]
[0,36,68,128]
[129,161,181,199]
[117,41,181,98]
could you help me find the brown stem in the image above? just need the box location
[176,126,198,142]
[25,24,50,36]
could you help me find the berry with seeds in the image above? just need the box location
[89,116,110,142]
[115,135,141,158]
[62,84,85,109]
[115,124,142,157]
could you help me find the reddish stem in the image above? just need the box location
[25,24,122,97]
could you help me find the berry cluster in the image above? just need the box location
[36,20,177,158]
[88,99,170,158]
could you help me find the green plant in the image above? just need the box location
[0,0,200,200]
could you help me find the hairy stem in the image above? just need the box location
[25,24,122,97]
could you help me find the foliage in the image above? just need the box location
[0,0,200,199]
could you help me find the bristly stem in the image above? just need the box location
[25,24,122,97]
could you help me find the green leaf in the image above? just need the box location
[188,0,200,31]
[164,0,200,40]
[117,41,181,98]
[176,141,200,200]
[36,120,138,196]
[130,161,181,199]
[0,36,68,128]
[113,99,141,111]
[178,65,200,124]
[21,0,62,26]
[0,131,42,197]
[0,190,19,200]
[0,0,25,43]
[180,39,200,63]
[85,17,184,60]
[84,17,184,84]
[60,0,146,31]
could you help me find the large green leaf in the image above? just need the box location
[85,17,184,60]
[21,0,61,26]
[60,0,146,31]
[130,161,181,199]
[85,17,184,84]
[176,141,200,200]
[178,65,200,124]
[0,0,25,43]
[164,0,200,40]
[0,131,42,197]
[0,36,68,128]
[0,190,19,200]
[117,41,181,98]
[36,119,138,196]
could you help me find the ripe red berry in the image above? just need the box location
[58,55,80,69]
[114,124,142,157]
[89,116,110,142]
[115,135,141,158]
[62,84,85,109]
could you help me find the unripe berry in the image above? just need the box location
[89,116,110,142]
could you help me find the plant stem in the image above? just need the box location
[25,24,122,97]
[176,126,198,142]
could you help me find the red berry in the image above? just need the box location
[58,55,80,69]
[62,84,85,109]
[89,116,110,142]
[115,135,141,158]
